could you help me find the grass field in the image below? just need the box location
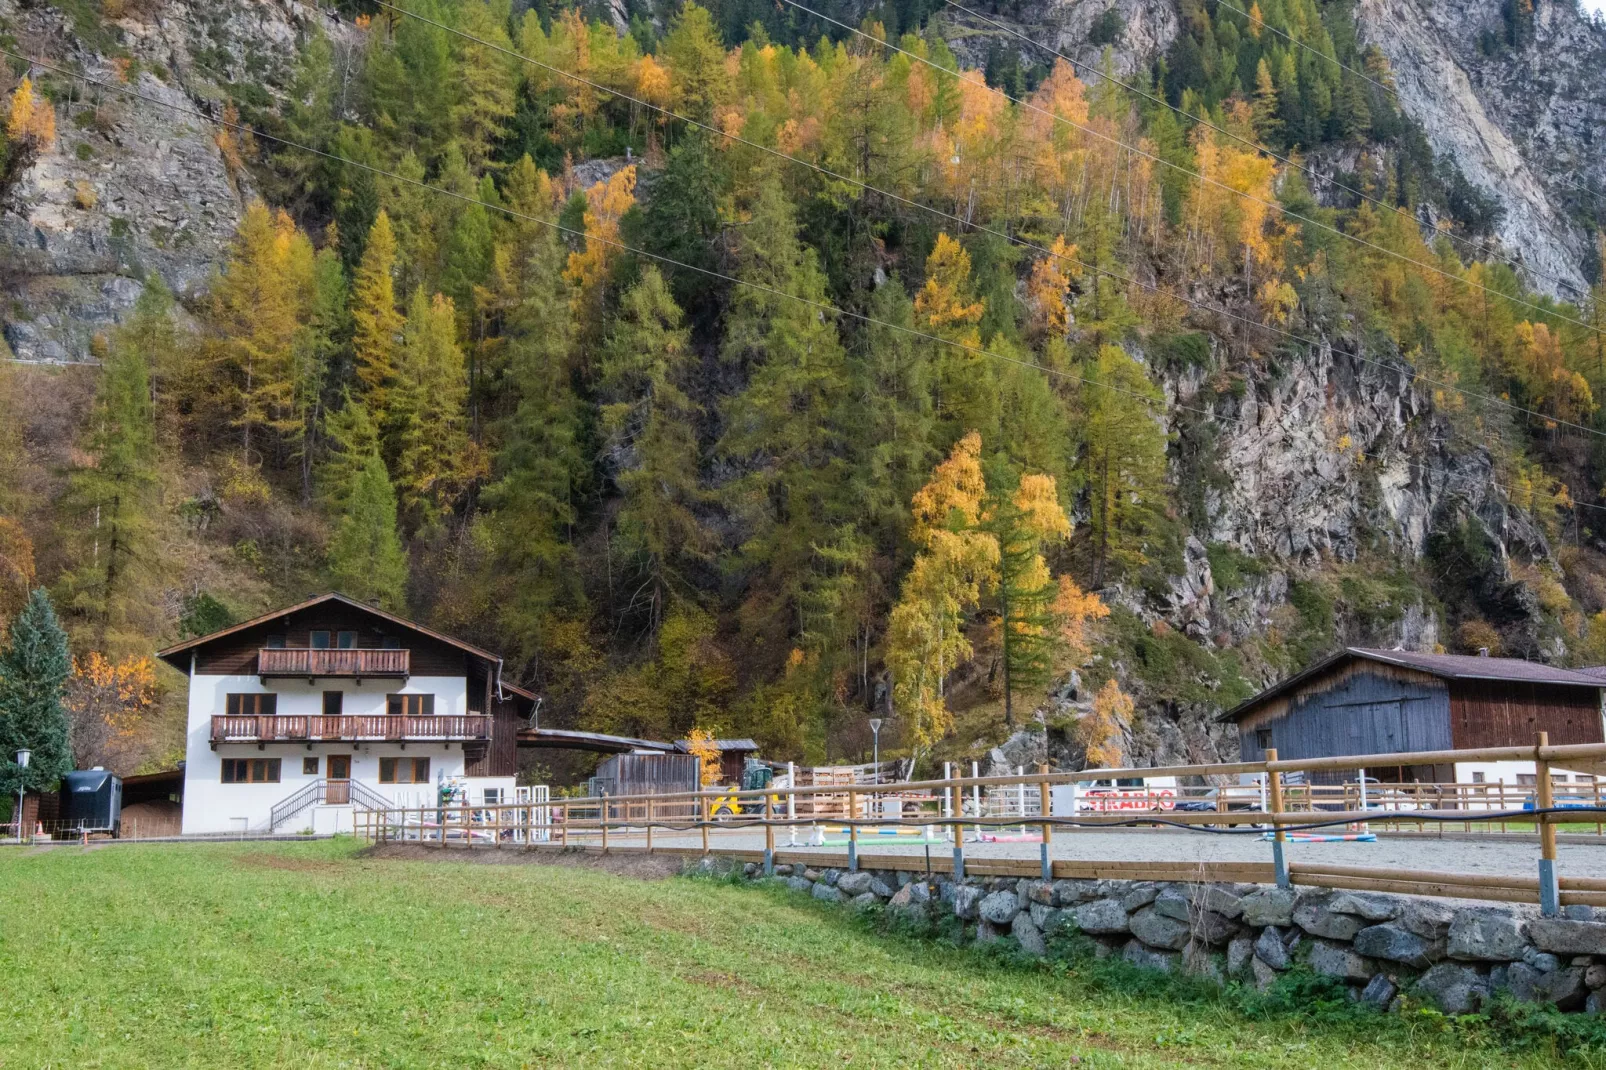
[0,839,1600,1068]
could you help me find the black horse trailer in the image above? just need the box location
[60,769,123,836]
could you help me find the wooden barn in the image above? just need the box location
[1221,649,1606,783]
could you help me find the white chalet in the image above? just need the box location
[159,594,534,835]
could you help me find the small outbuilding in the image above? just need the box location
[1221,648,1606,783]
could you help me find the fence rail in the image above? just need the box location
[356,735,1606,915]
[256,647,410,677]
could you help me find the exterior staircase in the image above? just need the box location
[265,779,390,833]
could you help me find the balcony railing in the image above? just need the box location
[257,648,410,678]
[210,714,490,745]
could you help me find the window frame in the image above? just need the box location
[322,690,343,717]
[310,630,332,649]
[225,693,278,717]
[337,630,358,650]
[303,757,319,776]
[386,693,436,718]
[1255,728,1272,749]
[379,756,431,784]
[222,758,282,784]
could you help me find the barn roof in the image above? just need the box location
[674,738,760,753]
[1219,647,1606,723]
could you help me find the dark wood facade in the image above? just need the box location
[1228,650,1606,779]
[1448,681,1604,749]
[182,603,470,678]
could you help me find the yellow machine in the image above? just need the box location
[708,759,785,819]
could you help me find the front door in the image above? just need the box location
[327,754,351,804]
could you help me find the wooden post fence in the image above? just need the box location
[1538,731,1559,916]
[1266,748,1288,889]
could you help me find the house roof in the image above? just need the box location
[1219,647,1606,723]
[515,727,679,754]
[155,593,507,672]
[674,738,760,753]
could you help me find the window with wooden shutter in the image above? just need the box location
[226,693,278,716]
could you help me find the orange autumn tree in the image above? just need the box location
[65,652,158,770]
[1081,678,1132,768]
[565,164,637,337]
[684,726,723,787]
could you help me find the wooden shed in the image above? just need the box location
[1221,649,1606,783]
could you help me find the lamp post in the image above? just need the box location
[868,719,883,779]
[14,749,29,844]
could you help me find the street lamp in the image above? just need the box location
[14,749,29,844]
[868,719,883,779]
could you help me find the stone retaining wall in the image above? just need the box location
[701,860,1606,1014]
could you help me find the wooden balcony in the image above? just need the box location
[210,714,489,746]
[257,647,410,680]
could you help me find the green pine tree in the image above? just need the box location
[0,588,72,796]
[327,453,409,610]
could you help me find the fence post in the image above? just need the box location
[1038,766,1052,881]
[646,797,654,854]
[1266,749,1289,890]
[601,798,609,854]
[952,767,966,881]
[561,802,569,848]
[847,789,859,872]
[1538,731,1560,917]
[700,793,710,856]
[763,792,775,876]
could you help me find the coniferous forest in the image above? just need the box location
[3,0,1606,782]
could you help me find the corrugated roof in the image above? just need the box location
[1220,647,1606,723]
[675,738,760,752]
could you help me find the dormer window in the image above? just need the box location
[310,630,331,649]
[382,636,401,649]
[337,630,357,649]
[265,635,286,649]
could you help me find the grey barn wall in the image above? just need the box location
[1237,667,1451,782]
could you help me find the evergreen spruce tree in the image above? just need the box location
[327,454,409,610]
[0,588,72,797]
[351,210,404,415]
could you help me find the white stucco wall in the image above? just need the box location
[179,669,502,834]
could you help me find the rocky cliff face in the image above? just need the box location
[1357,0,1606,300]
[0,0,348,361]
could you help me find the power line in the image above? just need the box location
[365,0,1606,443]
[779,0,1606,344]
[10,48,1604,521]
[940,0,1587,301]
[1211,0,1606,212]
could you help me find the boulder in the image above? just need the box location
[890,881,931,907]
[1129,907,1192,951]
[742,862,758,877]
[1199,886,1245,920]
[1589,991,1606,1015]
[821,869,842,887]
[952,884,984,921]
[975,919,1005,944]
[1360,974,1397,1008]
[1354,924,1444,969]
[1012,913,1048,956]
[1240,888,1297,927]
[1227,935,1255,976]
[812,883,844,903]
[1329,892,1401,922]
[1123,939,1180,973]
[1074,898,1131,935]
[1124,873,1162,906]
[1586,963,1606,989]
[1566,905,1598,921]
[979,891,1021,926]
[1416,963,1490,1015]
[1448,908,1529,961]
[1027,880,1056,906]
[773,864,793,877]
[850,892,879,911]
[1050,879,1085,906]
[1251,956,1280,991]
[1294,895,1368,941]
[1183,944,1225,984]
[1254,927,1292,971]
[1194,910,1239,947]
[786,876,812,894]
[868,878,894,899]
[1152,889,1193,922]
[1308,940,1375,983]
[836,871,873,897]
[1398,899,1456,941]
[1522,948,1560,973]
[1506,963,1588,1010]
[1528,919,1606,957]
[802,868,823,882]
